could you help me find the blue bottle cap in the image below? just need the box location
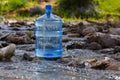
[46,5,52,18]
[46,5,52,11]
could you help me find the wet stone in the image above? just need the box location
[67,60,85,68]
[57,58,71,64]
[0,44,2,48]
[106,63,120,71]
[112,53,120,61]
[7,20,26,27]
[86,58,97,64]
[62,22,71,28]
[114,46,120,53]
[26,46,35,51]
[0,44,16,61]
[11,27,20,31]
[87,42,102,50]
[91,61,110,70]
[32,57,41,64]
[58,57,85,68]
[26,21,34,26]
[4,66,17,70]
[0,42,9,48]
[22,53,35,61]
[99,48,114,54]
[66,41,85,50]
[82,27,96,36]
[62,38,71,42]
[86,33,98,43]
[67,33,80,37]
[4,33,33,44]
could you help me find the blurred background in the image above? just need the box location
[0,0,120,21]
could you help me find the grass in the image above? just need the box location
[95,0,120,16]
[0,0,120,21]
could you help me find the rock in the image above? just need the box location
[100,48,114,54]
[5,19,17,25]
[66,41,85,49]
[96,32,120,48]
[91,61,110,70]
[62,22,71,28]
[86,58,97,64]
[26,21,34,26]
[63,22,85,35]
[11,27,20,31]
[7,20,26,27]
[106,63,120,71]
[58,57,85,68]
[86,57,111,70]
[0,44,2,48]
[23,53,35,61]
[63,22,83,28]
[15,21,26,26]
[63,28,69,35]
[86,33,98,43]
[109,28,120,35]
[0,44,16,61]
[87,42,102,50]
[26,46,35,51]
[112,53,120,61]
[3,33,33,44]
[104,57,111,62]
[58,58,71,64]
[62,38,71,42]
[114,46,120,53]
[67,33,80,37]
[87,32,120,48]
[0,42,9,48]
[82,27,97,36]
[0,33,10,40]
[67,61,85,68]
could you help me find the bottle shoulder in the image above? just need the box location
[36,14,62,22]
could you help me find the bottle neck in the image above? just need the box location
[46,9,52,18]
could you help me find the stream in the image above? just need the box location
[0,22,120,80]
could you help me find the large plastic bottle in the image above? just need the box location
[35,5,63,58]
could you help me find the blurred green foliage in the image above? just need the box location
[54,0,97,18]
[0,0,120,20]
[95,0,120,15]
[0,0,27,12]
[54,0,120,19]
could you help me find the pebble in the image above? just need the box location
[62,38,71,42]
[67,33,80,37]
[112,52,120,61]
[66,41,85,49]
[86,58,97,64]
[100,48,114,54]
[106,63,120,71]
[114,46,120,53]
[90,61,109,70]
[23,53,35,61]
[0,44,16,61]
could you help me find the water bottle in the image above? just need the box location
[35,5,63,58]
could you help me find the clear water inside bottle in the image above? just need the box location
[35,13,63,58]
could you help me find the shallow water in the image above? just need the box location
[0,23,120,80]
